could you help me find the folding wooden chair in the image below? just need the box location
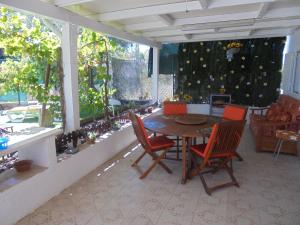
[129,112,174,179]
[223,104,248,161]
[189,120,246,195]
[163,101,187,160]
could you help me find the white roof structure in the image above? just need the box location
[1,0,300,46]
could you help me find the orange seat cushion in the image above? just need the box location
[163,101,187,115]
[190,144,235,158]
[223,105,247,121]
[149,136,174,151]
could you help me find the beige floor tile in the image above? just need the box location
[15,128,300,225]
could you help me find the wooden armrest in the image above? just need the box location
[261,121,292,130]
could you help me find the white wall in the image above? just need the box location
[187,104,210,115]
[282,30,300,99]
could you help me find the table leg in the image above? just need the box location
[273,139,281,157]
[187,138,192,179]
[276,139,284,159]
[181,136,187,184]
[297,142,300,160]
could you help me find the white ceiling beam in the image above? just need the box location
[42,19,62,39]
[208,0,277,8]
[288,26,300,35]
[219,18,300,33]
[125,21,168,31]
[0,0,160,47]
[247,30,254,36]
[253,28,289,36]
[126,11,258,31]
[182,19,255,31]
[256,2,270,18]
[54,0,93,7]
[98,0,280,22]
[143,28,215,37]
[198,0,208,9]
[126,4,300,32]
[156,31,252,43]
[174,11,258,26]
[157,28,288,43]
[143,29,182,37]
[178,17,300,37]
[146,16,300,39]
[98,1,202,22]
[263,6,300,20]
[157,14,174,26]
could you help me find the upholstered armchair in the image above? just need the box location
[249,95,300,155]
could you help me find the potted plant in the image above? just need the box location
[219,85,226,94]
[86,131,96,144]
[111,120,121,131]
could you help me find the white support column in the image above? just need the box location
[152,47,159,101]
[61,23,80,132]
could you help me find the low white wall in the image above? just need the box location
[0,125,136,225]
[187,104,210,115]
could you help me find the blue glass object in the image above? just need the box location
[0,137,8,150]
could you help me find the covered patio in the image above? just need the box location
[0,0,300,225]
[16,129,300,225]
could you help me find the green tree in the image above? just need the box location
[0,7,60,126]
[78,27,119,120]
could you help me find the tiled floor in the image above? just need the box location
[17,128,300,225]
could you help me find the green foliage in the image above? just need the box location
[78,27,118,119]
[0,7,60,116]
[0,7,124,123]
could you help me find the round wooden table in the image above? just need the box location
[144,113,221,184]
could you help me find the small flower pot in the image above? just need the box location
[14,160,33,172]
[86,137,96,144]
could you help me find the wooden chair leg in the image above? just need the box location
[176,136,179,160]
[198,159,239,195]
[132,151,146,167]
[150,151,172,173]
[235,152,243,161]
[199,172,212,195]
[140,151,172,179]
[224,163,239,187]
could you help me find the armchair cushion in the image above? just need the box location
[280,112,292,123]
[265,103,284,121]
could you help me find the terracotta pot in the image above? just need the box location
[14,160,33,172]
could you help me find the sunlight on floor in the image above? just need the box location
[16,128,300,225]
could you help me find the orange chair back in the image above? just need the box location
[202,124,219,162]
[223,104,248,121]
[203,120,246,163]
[129,112,151,151]
[163,101,187,115]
